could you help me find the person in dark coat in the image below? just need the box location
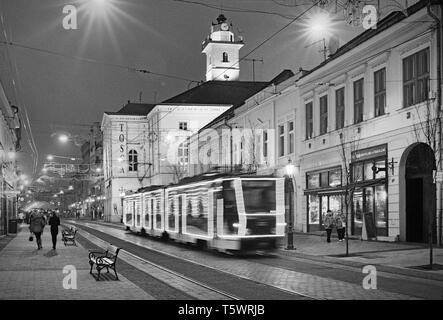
[29,210,46,250]
[48,211,61,250]
[323,210,335,243]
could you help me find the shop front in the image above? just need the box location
[305,166,343,232]
[350,144,388,238]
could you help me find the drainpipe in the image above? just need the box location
[428,1,442,249]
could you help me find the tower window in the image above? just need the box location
[222,52,229,63]
[129,150,138,172]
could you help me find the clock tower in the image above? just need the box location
[202,14,244,81]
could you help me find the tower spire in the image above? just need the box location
[202,14,244,81]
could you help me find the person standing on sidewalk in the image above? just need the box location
[48,211,61,250]
[29,210,46,250]
[335,211,346,242]
[323,210,335,243]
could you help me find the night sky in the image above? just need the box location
[0,0,411,183]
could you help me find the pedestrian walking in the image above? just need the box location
[323,210,335,243]
[48,211,61,250]
[335,211,346,242]
[29,210,46,250]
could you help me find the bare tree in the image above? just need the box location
[245,120,261,173]
[338,129,361,257]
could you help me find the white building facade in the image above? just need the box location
[0,80,20,235]
[189,1,443,244]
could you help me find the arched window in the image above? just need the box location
[222,52,228,63]
[128,150,138,172]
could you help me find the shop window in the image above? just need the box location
[320,172,329,187]
[364,162,374,181]
[374,160,386,179]
[329,168,342,187]
[308,195,320,225]
[375,185,388,236]
[352,163,363,182]
[307,173,320,189]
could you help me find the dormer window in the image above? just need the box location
[222,52,228,63]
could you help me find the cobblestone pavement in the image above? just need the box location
[0,228,154,300]
[70,221,435,300]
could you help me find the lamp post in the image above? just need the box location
[119,189,125,223]
[284,160,296,250]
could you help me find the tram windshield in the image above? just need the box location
[241,180,276,214]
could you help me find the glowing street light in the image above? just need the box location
[58,134,69,144]
[305,12,333,41]
[47,155,54,161]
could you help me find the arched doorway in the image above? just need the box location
[402,143,436,243]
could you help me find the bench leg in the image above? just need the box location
[96,266,102,281]
[113,267,119,281]
[89,262,94,274]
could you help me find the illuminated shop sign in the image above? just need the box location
[351,144,387,162]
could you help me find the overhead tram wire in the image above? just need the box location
[0,40,199,84]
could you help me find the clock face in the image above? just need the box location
[221,23,229,31]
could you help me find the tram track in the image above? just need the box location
[65,221,316,300]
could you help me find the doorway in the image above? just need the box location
[404,143,436,243]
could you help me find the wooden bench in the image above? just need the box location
[88,245,121,281]
[61,227,78,246]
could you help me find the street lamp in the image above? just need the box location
[284,159,296,250]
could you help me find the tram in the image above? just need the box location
[123,173,286,252]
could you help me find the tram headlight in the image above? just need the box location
[233,223,240,228]
[245,228,252,235]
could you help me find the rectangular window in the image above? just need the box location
[263,130,268,158]
[335,88,345,130]
[403,48,429,107]
[319,95,328,135]
[288,121,294,154]
[307,173,320,189]
[305,102,313,139]
[374,68,386,117]
[354,78,364,124]
[278,125,285,157]
[179,122,188,130]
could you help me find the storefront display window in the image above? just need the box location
[307,174,320,189]
[308,195,320,224]
[353,163,363,182]
[375,160,386,179]
[350,145,388,238]
[329,169,341,187]
[375,185,388,236]
[353,190,363,234]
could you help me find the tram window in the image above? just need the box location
[222,182,239,235]
[241,180,276,213]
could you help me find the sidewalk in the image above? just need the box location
[0,226,154,300]
[279,232,443,278]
